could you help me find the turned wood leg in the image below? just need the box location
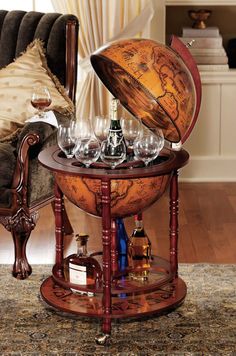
[169,170,179,278]
[54,183,64,278]
[0,209,38,279]
[101,178,112,335]
[51,199,73,236]
[111,219,118,273]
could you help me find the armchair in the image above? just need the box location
[0,10,79,279]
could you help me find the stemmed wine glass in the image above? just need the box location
[57,124,79,159]
[120,116,143,150]
[100,139,126,169]
[70,118,101,167]
[75,138,101,168]
[133,131,162,166]
[149,127,165,151]
[92,115,111,142]
[70,118,92,143]
[31,86,52,118]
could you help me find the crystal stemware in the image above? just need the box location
[100,139,126,169]
[120,116,143,151]
[75,138,101,168]
[92,115,110,142]
[70,118,92,143]
[31,86,51,118]
[57,124,79,158]
[148,127,165,151]
[133,132,161,166]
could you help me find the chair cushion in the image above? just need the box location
[0,39,74,139]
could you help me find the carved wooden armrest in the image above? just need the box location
[11,133,40,209]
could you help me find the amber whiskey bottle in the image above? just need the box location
[67,234,102,294]
[128,214,152,281]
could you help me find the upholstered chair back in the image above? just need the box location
[0,10,78,98]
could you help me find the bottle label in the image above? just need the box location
[69,262,87,285]
[107,129,124,148]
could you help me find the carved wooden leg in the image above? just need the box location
[111,219,118,274]
[54,183,64,278]
[51,199,73,236]
[169,170,179,278]
[1,209,38,279]
[95,178,112,345]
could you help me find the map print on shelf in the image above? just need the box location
[179,26,229,71]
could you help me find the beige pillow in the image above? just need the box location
[0,39,74,139]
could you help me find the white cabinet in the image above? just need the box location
[150,0,236,181]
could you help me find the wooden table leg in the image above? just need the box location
[111,219,118,273]
[54,183,64,278]
[169,170,179,278]
[101,178,112,336]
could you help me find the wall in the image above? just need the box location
[150,0,236,182]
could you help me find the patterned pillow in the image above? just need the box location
[0,39,74,139]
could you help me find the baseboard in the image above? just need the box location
[179,156,236,182]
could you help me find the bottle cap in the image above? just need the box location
[134,213,142,221]
[76,233,89,245]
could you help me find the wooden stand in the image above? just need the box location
[39,146,189,344]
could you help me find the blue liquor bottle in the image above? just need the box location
[116,218,128,272]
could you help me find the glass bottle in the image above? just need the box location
[116,218,128,272]
[128,214,152,281]
[100,98,126,169]
[67,233,102,294]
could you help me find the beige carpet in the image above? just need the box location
[0,264,235,355]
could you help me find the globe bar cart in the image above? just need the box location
[38,36,201,344]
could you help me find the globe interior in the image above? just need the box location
[90,38,197,144]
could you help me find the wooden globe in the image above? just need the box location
[41,148,189,219]
[41,38,200,219]
[54,168,171,218]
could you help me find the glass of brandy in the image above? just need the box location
[31,86,52,118]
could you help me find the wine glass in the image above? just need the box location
[31,86,51,118]
[75,138,101,168]
[147,127,165,151]
[57,124,79,158]
[70,118,92,143]
[120,116,143,150]
[100,139,126,169]
[92,115,110,142]
[133,132,161,166]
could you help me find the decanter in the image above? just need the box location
[67,233,102,294]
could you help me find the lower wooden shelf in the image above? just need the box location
[40,256,187,319]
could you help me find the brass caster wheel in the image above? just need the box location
[95,333,111,345]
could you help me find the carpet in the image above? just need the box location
[0,264,235,355]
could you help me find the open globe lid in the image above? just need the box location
[90,36,201,144]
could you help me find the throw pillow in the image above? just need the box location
[0,39,74,139]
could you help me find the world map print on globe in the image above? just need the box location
[55,172,171,218]
[91,38,196,143]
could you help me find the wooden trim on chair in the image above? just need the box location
[11,133,40,213]
[65,19,78,104]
